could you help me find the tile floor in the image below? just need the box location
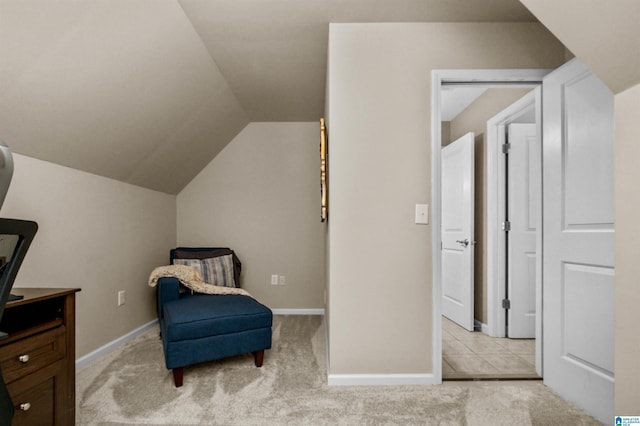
[442,316,539,380]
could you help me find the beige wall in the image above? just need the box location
[326,23,565,375]
[449,89,532,140]
[614,83,640,414]
[177,122,326,309]
[0,154,176,358]
[440,122,450,147]
[448,88,532,324]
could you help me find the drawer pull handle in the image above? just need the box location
[19,402,31,411]
[18,354,29,363]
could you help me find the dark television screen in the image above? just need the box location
[0,219,38,327]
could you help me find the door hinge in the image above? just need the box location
[502,299,511,310]
[501,220,511,232]
[502,143,511,154]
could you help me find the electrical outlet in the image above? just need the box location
[271,274,278,285]
[278,275,286,285]
[118,290,126,306]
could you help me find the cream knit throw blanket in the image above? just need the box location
[148,264,252,297]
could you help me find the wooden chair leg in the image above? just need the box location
[252,350,264,367]
[173,367,184,387]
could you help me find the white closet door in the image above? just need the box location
[507,123,538,339]
[543,58,614,423]
[441,132,474,331]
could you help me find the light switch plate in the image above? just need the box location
[415,204,429,225]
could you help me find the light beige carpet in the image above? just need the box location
[77,315,599,425]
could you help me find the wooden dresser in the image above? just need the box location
[0,288,80,426]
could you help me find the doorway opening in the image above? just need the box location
[431,70,549,382]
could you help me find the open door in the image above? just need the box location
[441,132,474,331]
[543,58,614,422]
[507,123,539,339]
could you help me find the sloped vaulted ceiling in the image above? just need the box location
[178,0,537,121]
[520,0,640,94]
[0,0,538,194]
[0,0,249,194]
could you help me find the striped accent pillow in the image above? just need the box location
[173,255,236,288]
[172,258,203,280]
[201,255,236,288]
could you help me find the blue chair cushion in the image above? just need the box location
[162,294,272,343]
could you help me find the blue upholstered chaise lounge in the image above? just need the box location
[156,247,273,387]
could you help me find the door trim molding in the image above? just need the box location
[485,89,543,376]
[485,89,537,337]
[431,69,549,384]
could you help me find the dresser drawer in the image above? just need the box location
[0,325,66,384]
[10,376,55,426]
[7,360,64,426]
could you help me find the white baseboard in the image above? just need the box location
[481,322,489,335]
[474,319,490,335]
[272,308,325,315]
[327,373,437,386]
[75,319,158,370]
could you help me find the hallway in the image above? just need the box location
[442,317,539,380]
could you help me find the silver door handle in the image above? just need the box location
[456,239,469,247]
[455,239,476,247]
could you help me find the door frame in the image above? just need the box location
[485,89,543,376]
[431,69,550,383]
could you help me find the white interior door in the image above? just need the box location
[442,132,474,331]
[507,123,538,339]
[543,58,614,423]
